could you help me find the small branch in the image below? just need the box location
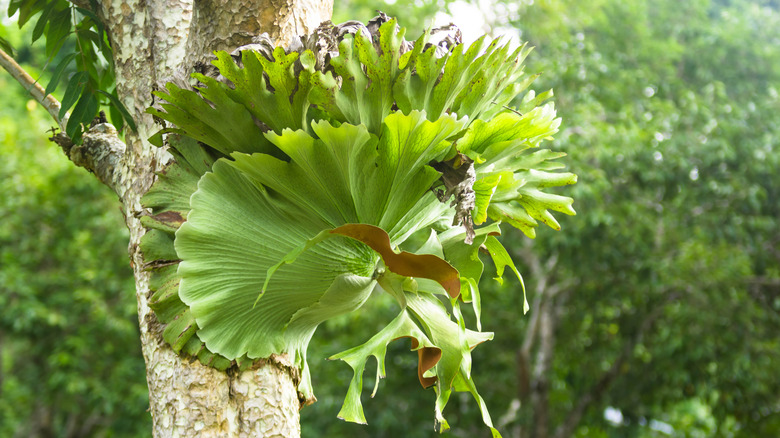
[519,252,574,356]
[748,277,780,287]
[0,48,67,131]
[516,263,546,403]
[521,293,544,356]
[64,122,127,195]
[530,297,556,438]
[516,241,575,411]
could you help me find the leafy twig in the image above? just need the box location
[0,48,126,194]
[0,47,68,130]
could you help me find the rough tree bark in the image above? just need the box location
[9,1,333,436]
[108,2,332,436]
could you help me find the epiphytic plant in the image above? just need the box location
[140,14,576,436]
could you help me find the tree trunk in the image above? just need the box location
[94,1,332,436]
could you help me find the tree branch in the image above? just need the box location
[530,296,557,438]
[58,122,128,196]
[0,48,67,131]
[516,243,575,409]
[551,298,674,438]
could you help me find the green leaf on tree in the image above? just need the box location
[65,88,97,138]
[30,0,58,43]
[0,36,14,55]
[59,70,88,118]
[96,89,137,132]
[44,7,71,57]
[44,52,77,96]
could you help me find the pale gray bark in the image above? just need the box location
[56,0,333,436]
[515,244,573,438]
[529,294,555,438]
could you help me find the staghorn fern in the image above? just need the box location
[140,13,576,436]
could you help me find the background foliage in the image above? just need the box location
[0,21,148,437]
[1,0,779,437]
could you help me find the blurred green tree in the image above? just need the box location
[503,1,780,436]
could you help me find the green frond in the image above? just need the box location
[140,15,577,435]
